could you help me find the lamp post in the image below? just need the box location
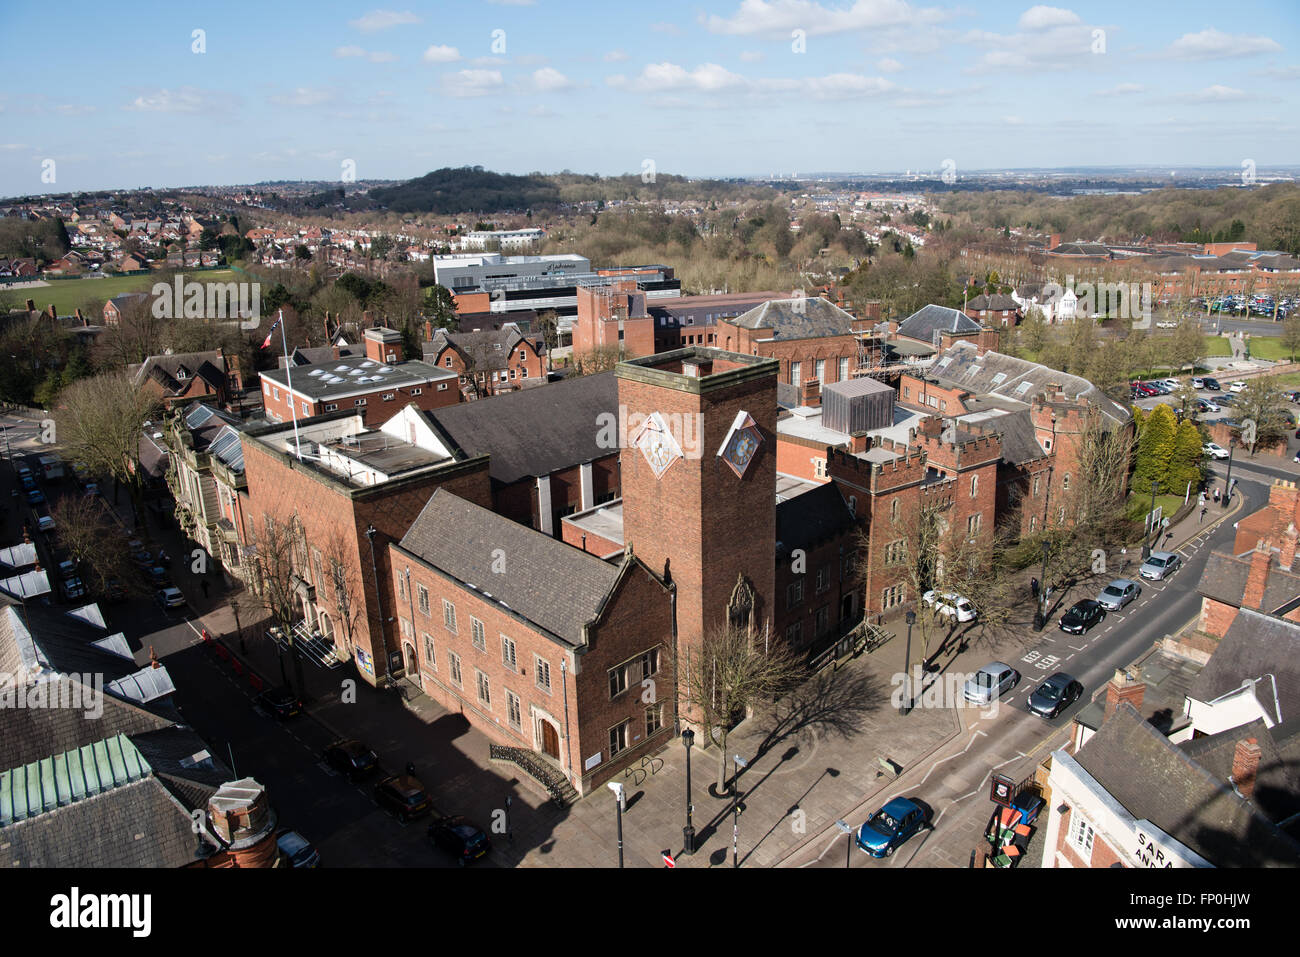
[901,610,916,714]
[1222,437,1236,509]
[682,729,696,854]
[835,819,854,868]
[1142,479,1158,558]
[732,754,747,868]
[1034,538,1050,630]
[607,781,625,868]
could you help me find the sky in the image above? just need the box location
[1,0,1297,196]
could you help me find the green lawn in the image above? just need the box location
[2,269,244,317]
[1128,492,1192,524]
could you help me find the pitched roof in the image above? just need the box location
[1074,701,1300,867]
[896,304,981,342]
[966,293,1020,311]
[130,351,226,394]
[728,297,863,339]
[1178,717,1300,827]
[775,483,855,560]
[397,489,623,646]
[1188,608,1300,718]
[423,324,540,372]
[424,372,618,484]
[1195,550,1300,616]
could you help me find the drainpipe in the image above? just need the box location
[560,658,574,783]
[365,525,388,684]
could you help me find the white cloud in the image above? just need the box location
[423,44,462,63]
[617,62,747,93]
[441,69,505,97]
[349,9,421,32]
[1179,84,1247,102]
[1093,82,1143,97]
[604,49,630,62]
[335,46,397,62]
[610,61,896,100]
[530,68,574,92]
[269,87,336,107]
[877,57,903,72]
[123,87,212,113]
[740,50,766,62]
[1165,29,1281,60]
[1017,6,1080,31]
[704,0,949,38]
[962,15,1108,73]
[55,103,97,115]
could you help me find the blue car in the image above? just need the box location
[856,797,929,858]
[26,488,45,505]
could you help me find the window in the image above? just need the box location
[639,647,660,679]
[885,540,906,565]
[1069,816,1095,856]
[423,633,436,670]
[645,703,663,736]
[382,392,395,402]
[445,356,453,367]
[815,566,830,593]
[302,401,310,415]
[399,617,411,638]
[273,387,280,400]
[355,398,367,406]
[791,361,802,386]
[813,457,828,479]
[839,357,848,381]
[324,403,338,412]
[507,690,522,730]
[471,616,485,650]
[968,513,982,536]
[1058,506,1066,523]
[1033,475,1041,497]
[448,652,462,687]
[501,634,517,671]
[609,720,629,757]
[442,599,458,633]
[410,388,422,396]
[438,382,448,391]
[535,656,551,693]
[848,495,857,513]
[786,579,804,609]
[609,662,629,698]
[882,584,907,609]
[417,584,430,616]
[815,359,826,383]
[970,475,978,498]
[1030,515,1037,534]
[1062,473,1071,491]
[521,367,528,377]
[476,669,491,708]
[891,499,901,523]
[397,575,406,600]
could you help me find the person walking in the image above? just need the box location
[1030,577,1039,599]
[1200,503,1208,523]
[1213,487,1221,504]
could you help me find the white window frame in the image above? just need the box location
[471,616,485,650]
[535,656,552,693]
[501,634,517,672]
[442,598,457,634]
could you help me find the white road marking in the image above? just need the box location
[920,731,988,784]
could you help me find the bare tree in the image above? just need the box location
[573,345,625,376]
[320,527,364,656]
[49,495,146,599]
[672,621,804,792]
[245,509,308,694]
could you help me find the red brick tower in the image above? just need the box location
[616,349,779,712]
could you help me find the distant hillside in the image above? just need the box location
[367,166,561,214]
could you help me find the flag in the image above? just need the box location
[261,314,282,350]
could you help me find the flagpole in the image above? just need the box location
[278,309,302,461]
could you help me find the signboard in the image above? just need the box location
[356,648,374,677]
[1145,506,1163,535]
[584,752,602,772]
[990,773,1015,807]
[662,851,676,868]
[1132,821,1196,868]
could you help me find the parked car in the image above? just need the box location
[60,575,86,601]
[1191,377,1205,389]
[1204,442,1230,460]
[255,686,302,720]
[1139,550,1182,581]
[276,829,321,868]
[1027,673,1084,718]
[147,565,171,587]
[25,487,45,506]
[1196,398,1220,413]
[102,577,128,603]
[855,797,929,858]
[1229,380,1247,394]
[129,548,153,568]
[1097,579,1141,611]
[36,514,55,533]
[155,586,185,609]
[922,590,977,622]
[428,816,492,865]
[1161,378,1181,389]
[1059,599,1105,635]
[963,662,1020,706]
[374,775,432,822]
[323,740,379,781]
[1202,377,1222,391]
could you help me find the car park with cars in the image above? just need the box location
[1097,579,1141,611]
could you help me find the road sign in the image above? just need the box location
[662,851,675,868]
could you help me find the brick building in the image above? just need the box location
[569,283,656,359]
[131,350,243,410]
[258,327,459,427]
[422,322,546,400]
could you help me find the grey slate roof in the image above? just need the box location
[966,293,1020,312]
[1075,701,1300,867]
[1178,717,1300,827]
[896,304,981,343]
[130,350,227,394]
[398,488,623,646]
[775,483,856,560]
[1187,608,1300,719]
[423,323,542,373]
[260,355,456,400]
[729,297,862,339]
[1195,550,1300,616]
[425,371,617,484]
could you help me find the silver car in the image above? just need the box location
[963,662,1020,706]
[1139,551,1182,581]
[1097,578,1141,611]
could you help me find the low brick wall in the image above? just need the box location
[1207,420,1288,458]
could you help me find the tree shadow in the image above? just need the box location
[750,667,886,762]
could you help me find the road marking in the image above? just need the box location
[920,730,988,784]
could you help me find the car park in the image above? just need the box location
[255,686,302,720]
[1203,442,1230,460]
[1097,579,1141,611]
[1058,599,1105,634]
[1161,379,1180,389]
[963,662,1020,705]
[922,590,977,622]
[428,816,492,865]
[155,586,185,609]
[1027,673,1084,718]
[855,797,929,858]
[276,829,321,868]
[374,775,432,822]
[1139,550,1182,581]
[323,740,379,781]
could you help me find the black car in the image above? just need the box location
[323,739,379,780]
[374,775,432,822]
[1027,673,1084,718]
[255,686,303,720]
[428,816,492,865]
[1059,599,1105,634]
[1202,377,1222,391]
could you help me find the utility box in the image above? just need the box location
[822,377,894,434]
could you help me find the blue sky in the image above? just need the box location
[1,0,1297,195]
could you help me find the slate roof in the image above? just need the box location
[424,372,618,484]
[285,344,359,366]
[956,407,1045,465]
[130,351,227,394]
[1195,551,1300,616]
[965,293,1020,312]
[896,304,981,343]
[399,490,624,646]
[1188,608,1300,718]
[775,482,856,560]
[728,297,863,339]
[1179,717,1300,828]
[1074,701,1300,867]
[423,324,542,373]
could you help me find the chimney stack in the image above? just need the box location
[1281,523,1298,572]
[202,779,280,868]
[1244,540,1272,610]
[1231,738,1262,800]
[1103,667,1146,722]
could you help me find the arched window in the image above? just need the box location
[1063,473,1071,491]
[891,499,900,523]
[970,475,979,498]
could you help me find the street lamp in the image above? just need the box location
[607,781,625,868]
[1222,437,1237,509]
[835,819,855,868]
[682,729,696,854]
[901,610,916,715]
[1142,480,1158,559]
[732,754,747,868]
[1034,538,1050,630]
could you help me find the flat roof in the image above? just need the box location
[261,356,456,401]
[562,500,625,547]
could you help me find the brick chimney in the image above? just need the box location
[1281,524,1299,572]
[848,433,869,453]
[424,319,433,341]
[200,778,280,868]
[1103,667,1146,722]
[800,377,821,407]
[1231,738,1262,800]
[1244,539,1272,610]
[331,344,342,360]
[362,309,375,328]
